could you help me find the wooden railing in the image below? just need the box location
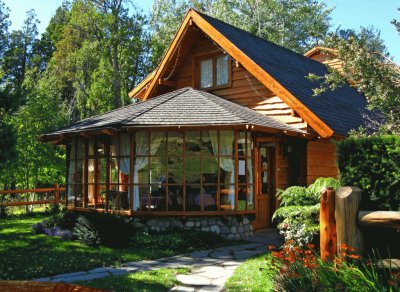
[0,184,65,207]
[320,186,400,261]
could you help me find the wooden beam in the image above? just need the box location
[358,211,400,231]
[158,79,177,87]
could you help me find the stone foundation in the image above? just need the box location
[131,216,254,239]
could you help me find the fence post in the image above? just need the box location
[335,186,363,258]
[320,187,337,261]
[54,184,60,204]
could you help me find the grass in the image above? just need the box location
[224,253,276,292]
[0,213,235,281]
[76,267,191,291]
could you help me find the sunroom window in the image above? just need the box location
[199,54,230,89]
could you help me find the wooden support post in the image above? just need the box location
[320,187,336,261]
[54,184,60,204]
[335,186,363,259]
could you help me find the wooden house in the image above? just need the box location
[41,9,367,235]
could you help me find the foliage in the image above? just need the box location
[311,25,400,135]
[0,213,235,280]
[273,177,340,246]
[73,215,101,246]
[225,253,275,292]
[77,267,191,291]
[337,135,400,210]
[269,242,399,291]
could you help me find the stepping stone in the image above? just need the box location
[176,274,212,286]
[221,260,243,267]
[234,250,262,260]
[52,271,87,279]
[188,250,210,259]
[51,272,109,283]
[170,286,195,292]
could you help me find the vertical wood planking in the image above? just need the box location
[320,187,337,261]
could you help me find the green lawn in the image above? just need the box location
[0,213,234,281]
[224,253,276,292]
[76,267,190,291]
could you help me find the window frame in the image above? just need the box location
[194,51,232,91]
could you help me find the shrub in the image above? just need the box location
[273,177,340,246]
[269,243,399,291]
[73,215,101,246]
[337,135,400,210]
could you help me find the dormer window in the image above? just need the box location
[197,54,230,90]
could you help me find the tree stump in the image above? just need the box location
[335,186,363,259]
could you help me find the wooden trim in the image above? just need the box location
[234,130,238,211]
[66,206,255,217]
[130,132,134,214]
[143,10,192,100]
[128,70,156,98]
[0,187,66,195]
[84,140,89,208]
[194,53,232,91]
[158,79,177,87]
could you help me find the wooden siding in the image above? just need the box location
[308,51,343,72]
[306,140,338,184]
[157,27,308,131]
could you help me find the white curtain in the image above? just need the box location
[200,58,213,88]
[67,141,76,201]
[210,130,235,208]
[118,134,130,175]
[133,131,164,210]
[216,55,228,86]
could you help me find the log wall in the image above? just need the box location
[307,140,338,184]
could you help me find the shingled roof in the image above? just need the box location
[42,87,304,139]
[196,11,367,136]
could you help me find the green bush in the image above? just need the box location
[73,215,101,246]
[337,135,400,210]
[273,177,340,246]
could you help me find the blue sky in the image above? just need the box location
[3,0,399,62]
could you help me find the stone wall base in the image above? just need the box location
[132,216,254,240]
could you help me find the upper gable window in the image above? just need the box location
[198,54,230,90]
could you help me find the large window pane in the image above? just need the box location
[186,185,201,211]
[168,185,183,211]
[200,58,213,89]
[220,185,235,211]
[168,132,183,156]
[202,156,218,184]
[185,131,201,155]
[203,185,217,211]
[150,184,166,211]
[168,156,183,184]
[151,132,166,156]
[149,156,167,184]
[185,156,201,184]
[238,132,246,157]
[216,55,229,86]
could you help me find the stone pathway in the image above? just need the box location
[33,229,282,291]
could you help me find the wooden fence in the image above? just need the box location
[0,184,65,207]
[320,186,400,261]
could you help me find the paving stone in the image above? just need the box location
[198,285,223,292]
[210,250,233,259]
[234,250,264,260]
[176,275,212,286]
[33,277,50,282]
[221,260,243,267]
[52,271,87,279]
[188,250,211,259]
[195,266,225,274]
[170,286,195,292]
[52,272,110,283]
[88,267,113,274]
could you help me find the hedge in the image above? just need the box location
[336,135,400,211]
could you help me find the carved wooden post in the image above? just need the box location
[320,187,337,261]
[54,184,60,204]
[335,186,363,259]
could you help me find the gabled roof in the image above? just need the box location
[135,9,367,138]
[41,88,304,141]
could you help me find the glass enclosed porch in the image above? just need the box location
[66,129,256,215]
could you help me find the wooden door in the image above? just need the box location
[253,138,276,230]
